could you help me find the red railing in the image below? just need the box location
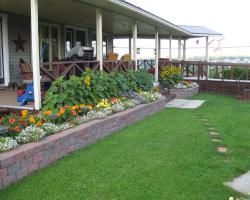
[40,60,135,81]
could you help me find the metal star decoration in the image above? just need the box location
[13,34,26,52]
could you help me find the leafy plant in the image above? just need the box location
[160,65,183,88]
[134,69,154,91]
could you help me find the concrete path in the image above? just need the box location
[225,171,250,193]
[166,99,205,109]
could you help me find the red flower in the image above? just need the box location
[9,118,16,124]
[0,117,3,124]
[22,121,28,127]
[71,110,77,116]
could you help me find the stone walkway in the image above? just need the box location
[166,99,205,109]
[225,171,250,193]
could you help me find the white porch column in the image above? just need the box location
[128,37,132,55]
[31,0,41,110]
[183,39,186,61]
[155,30,159,82]
[132,23,137,70]
[205,36,209,61]
[158,38,161,59]
[96,8,103,71]
[178,38,182,61]
[169,35,172,61]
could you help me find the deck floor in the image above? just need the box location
[0,89,34,109]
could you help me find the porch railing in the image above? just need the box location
[40,60,135,81]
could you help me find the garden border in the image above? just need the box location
[0,96,166,189]
[169,85,199,99]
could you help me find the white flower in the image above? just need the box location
[16,126,45,144]
[58,123,73,131]
[0,137,18,152]
[42,123,60,135]
[112,103,125,113]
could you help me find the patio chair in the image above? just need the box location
[18,59,50,106]
[120,54,132,70]
[105,52,119,72]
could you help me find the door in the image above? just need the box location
[0,17,4,84]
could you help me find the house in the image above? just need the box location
[0,0,222,110]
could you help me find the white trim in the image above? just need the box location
[0,14,10,86]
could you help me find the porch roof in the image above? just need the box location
[178,25,223,37]
[0,0,221,39]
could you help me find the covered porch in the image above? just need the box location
[0,0,220,110]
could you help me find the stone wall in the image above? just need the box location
[170,85,199,99]
[0,97,166,188]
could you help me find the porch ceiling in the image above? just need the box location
[0,0,189,38]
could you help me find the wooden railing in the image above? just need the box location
[40,60,135,81]
[169,61,250,81]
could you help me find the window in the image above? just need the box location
[65,26,87,54]
[39,23,60,69]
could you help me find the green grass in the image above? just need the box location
[1,94,250,200]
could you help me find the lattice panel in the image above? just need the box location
[191,80,250,96]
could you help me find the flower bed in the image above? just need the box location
[0,96,166,189]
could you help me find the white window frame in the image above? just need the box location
[39,22,61,62]
[64,25,88,55]
[0,13,10,86]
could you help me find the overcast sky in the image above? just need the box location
[122,0,250,58]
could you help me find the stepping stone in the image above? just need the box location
[212,138,221,142]
[217,147,227,153]
[225,171,250,193]
[208,127,217,131]
[166,99,205,109]
[200,118,209,122]
[209,131,219,136]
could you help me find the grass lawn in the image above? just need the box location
[1,94,250,200]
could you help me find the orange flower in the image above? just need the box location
[29,116,35,124]
[36,121,42,127]
[59,108,65,115]
[56,113,61,117]
[14,126,22,133]
[43,110,52,116]
[9,118,16,124]
[21,110,28,119]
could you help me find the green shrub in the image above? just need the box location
[134,69,154,91]
[223,67,250,80]
[43,69,154,110]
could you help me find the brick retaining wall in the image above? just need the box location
[170,85,199,99]
[0,97,166,188]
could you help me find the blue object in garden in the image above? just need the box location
[17,82,34,106]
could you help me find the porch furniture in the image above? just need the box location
[106,52,119,61]
[18,62,50,106]
[121,54,131,61]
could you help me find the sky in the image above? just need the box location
[114,0,250,59]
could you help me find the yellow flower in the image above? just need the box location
[84,76,91,86]
[29,116,35,124]
[21,110,28,119]
[71,106,77,111]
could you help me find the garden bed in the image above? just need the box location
[0,96,166,189]
[170,85,199,99]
